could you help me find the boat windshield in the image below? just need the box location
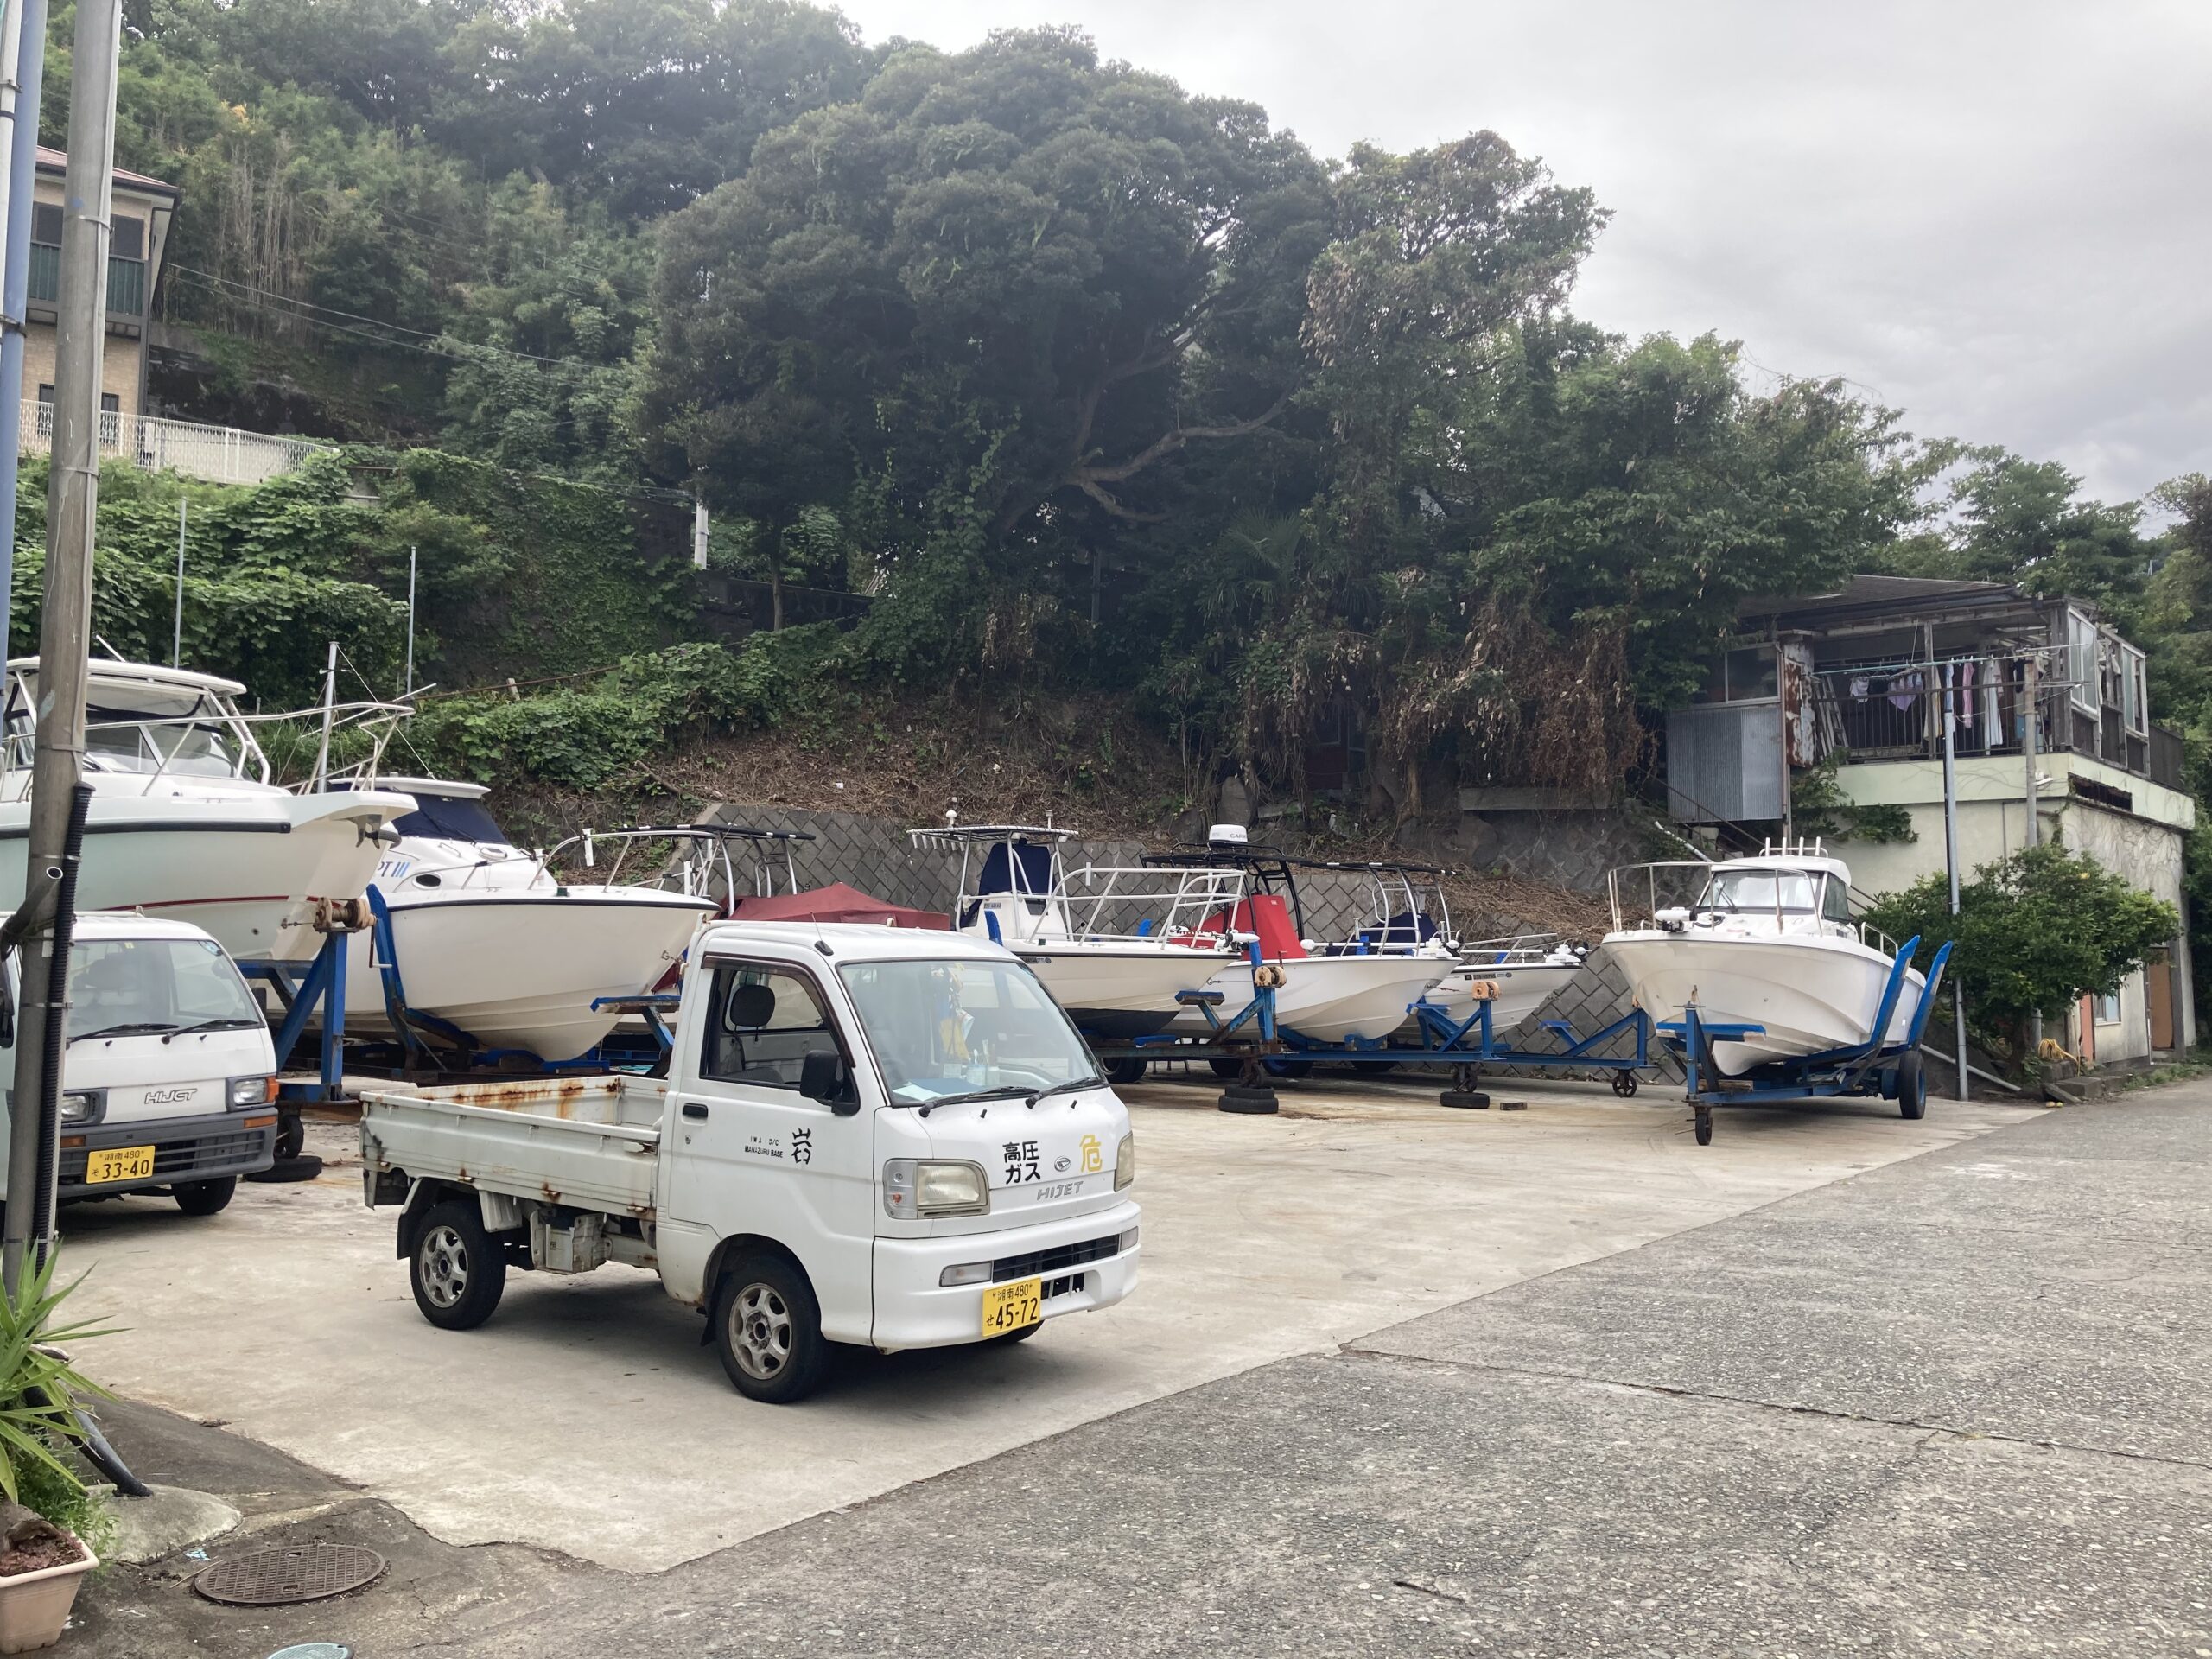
[838,958,1097,1105]
[1699,869,1819,915]
[391,793,512,845]
[63,937,263,1041]
[83,712,244,778]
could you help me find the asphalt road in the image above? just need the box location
[80,1079,2212,1656]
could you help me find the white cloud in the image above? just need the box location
[834,0,2212,506]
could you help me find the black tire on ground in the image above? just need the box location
[274,1111,306,1161]
[409,1198,507,1330]
[1103,1056,1147,1087]
[1263,1057,1314,1080]
[172,1176,237,1217]
[1217,1084,1281,1116]
[1439,1090,1491,1110]
[1896,1051,1928,1120]
[714,1251,830,1404]
[1694,1108,1713,1146]
[1208,1058,1243,1080]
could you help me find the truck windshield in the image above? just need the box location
[838,958,1096,1106]
[64,938,263,1042]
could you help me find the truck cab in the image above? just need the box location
[363,923,1140,1402]
[3,912,279,1213]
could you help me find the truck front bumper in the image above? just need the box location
[60,1109,279,1201]
[873,1198,1141,1351]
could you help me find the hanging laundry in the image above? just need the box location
[1888,670,1923,713]
[1849,675,1870,700]
[1959,660,1976,728]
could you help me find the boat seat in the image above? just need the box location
[1186,895,1306,961]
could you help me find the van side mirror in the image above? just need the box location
[800,1049,856,1115]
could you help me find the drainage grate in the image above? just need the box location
[193,1543,386,1606]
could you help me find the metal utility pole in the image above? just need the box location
[0,0,49,623]
[1941,662,1967,1100]
[2024,651,2042,1057]
[171,498,187,666]
[3,0,120,1294]
[403,543,416,696]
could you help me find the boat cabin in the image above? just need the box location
[3,658,269,789]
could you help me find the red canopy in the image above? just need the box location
[730,883,950,931]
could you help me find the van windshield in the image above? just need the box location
[64,938,264,1042]
[837,958,1096,1105]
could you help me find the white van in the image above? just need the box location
[3,912,280,1215]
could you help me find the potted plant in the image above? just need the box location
[0,1254,113,1654]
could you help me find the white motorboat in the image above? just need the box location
[910,825,1243,1039]
[1603,842,1923,1077]
[1432,938,1588,1029]
[325,779,717,1061]
[0,658,414,961]
[1153,833,1449,1045]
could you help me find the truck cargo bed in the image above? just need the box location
[360,1076,664,1217]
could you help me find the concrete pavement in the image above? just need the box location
[60,1069,2025,1570]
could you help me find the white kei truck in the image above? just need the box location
[359,922,1141,1402]
[2,911,280,1214]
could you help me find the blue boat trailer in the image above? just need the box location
[240,891,678,1144]
[1660,935,1954,1146]
[1086,946,1655,1114]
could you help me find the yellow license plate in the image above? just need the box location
[980,1277,1042,1337]
[85,1146,156,1185]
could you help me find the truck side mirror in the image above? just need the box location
[799,1049,857,1115]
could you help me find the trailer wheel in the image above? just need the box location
[1208,1058,1243,1080]
[1895,1052,1928,1120]
[1611,1071,1639,1098]
[274,1110,305,1161]
[1693,1106,1713,1146]
[714,1252,829,1404]
[172,1177,237,1217]
[1263,1057,1314,1080]
[1103,1056,1147,1087]
[410,1198,506,1330]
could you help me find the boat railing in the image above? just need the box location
[1858,921,1900,959]
[5,694,414,798]
[1605,861,1720,933]
[541,823,817,904]
[1045,862,1250,947]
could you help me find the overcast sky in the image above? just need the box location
[833,0,2210,513]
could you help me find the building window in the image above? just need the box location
[29,202,59,245]
[2095,989,2122,1025]
[2066,609,2099,715]
[2121,642,2148,737]
[100,393,119,414]
[111,214,143,261]
[1693,644,1779,704]
[35,385,50,403]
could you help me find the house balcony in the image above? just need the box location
[27,244,149,328]
[18,398,333,485]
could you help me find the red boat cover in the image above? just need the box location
[1186,893,1307,960]
[730,883,950,931]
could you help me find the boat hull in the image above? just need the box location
[1173,953,1447,1045]
[1606,931,1923,1076]
[343,888,715,1060]
[0,790,414,962]
[1428,959,1586,1029]
[1018,944,1238,1039]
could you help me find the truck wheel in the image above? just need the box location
[173,1177,237,1217]
[714,1253,829,1404]
[410,1198,506,1330]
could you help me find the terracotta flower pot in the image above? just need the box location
[0,1540,95,1655]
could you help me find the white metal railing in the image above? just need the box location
[17,399,334,485]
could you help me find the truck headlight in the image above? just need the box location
[1114,1132,1135,1191]
[227,1076,278,1109]
[59,1090,101,1125]
[882,1159,989,1219]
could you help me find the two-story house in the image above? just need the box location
[1667,574,2194,1066]
[22,144,178,420]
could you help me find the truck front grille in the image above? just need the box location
[992,1231,1121,1285]
[61,1129,265,1185]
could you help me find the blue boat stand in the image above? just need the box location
[1085,942,1655,1116]
[1658,935,1954,1145]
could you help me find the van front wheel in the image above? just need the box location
[173,1177,236,1217]
[715,1253,829,1404]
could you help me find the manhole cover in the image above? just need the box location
[193,1543,385,1606]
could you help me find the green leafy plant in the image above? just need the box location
[0,1252,116,1526]
[1864,840,2181,1065]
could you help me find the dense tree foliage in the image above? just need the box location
[34,0,2200,864]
